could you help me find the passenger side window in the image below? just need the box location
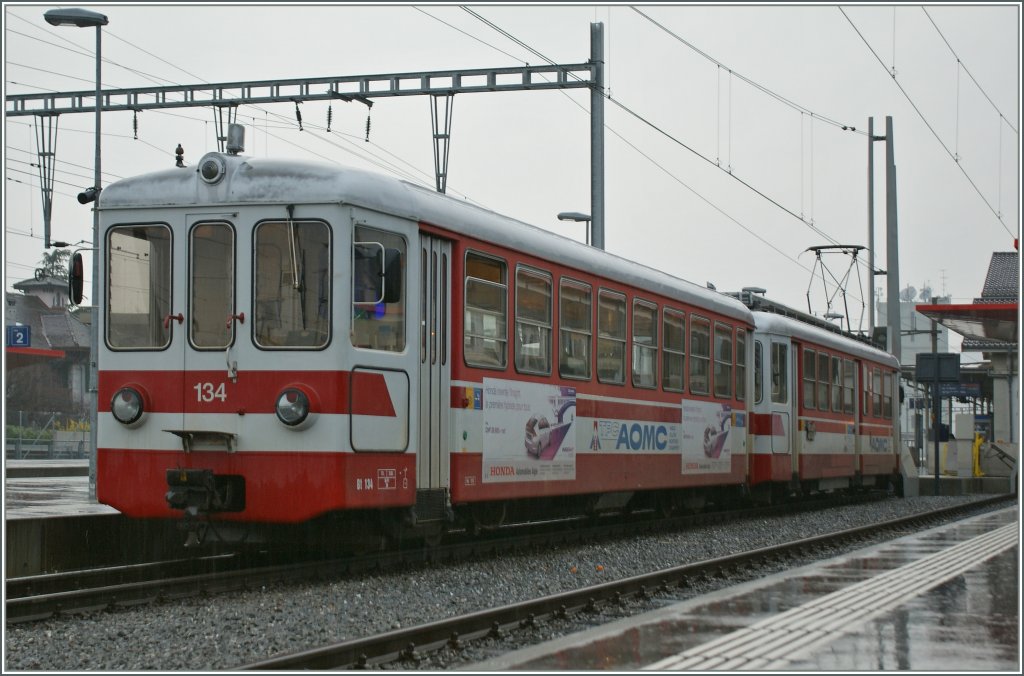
[754,340,763,404]
[662,309,685,393]
[817,352,830,411]
[831,356,842,412]
[632,301,657,388]
[559,280,591,380]
[689,316,710,395]
[515,267,552,375]
[736,329,746,402]
[464,252,507,368]
[803,349,817,408]
[882,371,892,419]
[843,359,855,414]
[872,367,882,417]
[597,290,626,384]
[713,323,733,399]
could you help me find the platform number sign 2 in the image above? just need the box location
[6,326,30,348]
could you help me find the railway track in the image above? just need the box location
[5,491,880,623]
[234,494,1016,670]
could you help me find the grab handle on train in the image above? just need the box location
[226,312,246,329]
[164,313,184,329]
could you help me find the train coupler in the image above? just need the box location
[165,468,245,515]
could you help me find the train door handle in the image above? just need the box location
[226,312,245,329]
[164,313,184,329]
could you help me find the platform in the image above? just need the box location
[467,507,1020,672]
[4,458,90,479]
[4,463,113,519]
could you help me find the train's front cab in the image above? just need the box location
[92,125,422,542]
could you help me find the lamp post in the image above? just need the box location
[45,7,108,501]
[557,211,593,247]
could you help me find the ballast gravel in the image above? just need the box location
[3,494,1011,671]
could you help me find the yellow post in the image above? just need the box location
[972,433,986,477]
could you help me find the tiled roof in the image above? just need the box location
[5,292,89,352]
[5,293,49,339]
[974,251,1018,303]
[40,313,89,349]
[12,276,66,292]
[964,251,1018,352]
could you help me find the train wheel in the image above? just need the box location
[470,502,507,535]
[656,491,681,518]
[421,523,445,548]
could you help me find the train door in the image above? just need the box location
[418,235,452,496]
[349,222,412,453]
[182,218,242,447]
[769,337,792,457]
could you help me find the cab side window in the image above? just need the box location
[352,225,406,352]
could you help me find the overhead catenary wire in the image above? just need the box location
[460,5,849,249]
[922,6,1017,136]
[839,6,1016,238]
[452,7,851,292]
[450,5,874,309]
[631,7,869,137]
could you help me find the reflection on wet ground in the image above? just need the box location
[496,508,1019,671]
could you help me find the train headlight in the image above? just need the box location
[111,387,145,426]
[198,153,226,184]
[275,388,311,427]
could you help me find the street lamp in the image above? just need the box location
[557,211,592,247]
[45,7,108,501]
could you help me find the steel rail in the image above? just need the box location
[2,492,877,623]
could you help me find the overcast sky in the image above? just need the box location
[4,3,1020,341]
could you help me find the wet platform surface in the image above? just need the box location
[469,507,1020,671]
[4,460,116,519]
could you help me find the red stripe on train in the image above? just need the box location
[98,370,395,416]
[98,448,414,522]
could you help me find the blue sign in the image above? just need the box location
[6,325,30,347]
[938,382,981,398]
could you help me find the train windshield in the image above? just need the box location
[254,220,331,349]
[106,225,172,349]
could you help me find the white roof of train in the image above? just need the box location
[101,153,754,324]
[753,311,900,367]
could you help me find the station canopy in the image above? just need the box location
[5,346,66,370]
[915,302,1018,345]
[917,250,1019,351]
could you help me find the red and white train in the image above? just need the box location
[84,125,900,544]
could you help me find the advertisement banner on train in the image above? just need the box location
[681,401,734,474]
[585,418,681,453]
[482,378,576,483]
